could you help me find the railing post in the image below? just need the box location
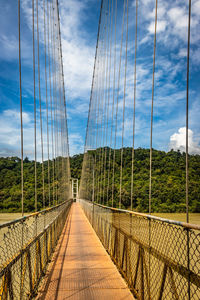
[8,269,14,300]
[187,228,190,300]
[20,219,24,298]
[121,235,127,270]
[2,269,13,300]
[38,238,43,275]
[35,214,38,237]
[92,202,94,227]
[148,217,151,299]
[158,264,168,300]
[27,249,33,295]
[44,211,46,230]
[140,247,144,300]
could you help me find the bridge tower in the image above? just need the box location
[71,178,79,201]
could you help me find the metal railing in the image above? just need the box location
[0,200,72,299]
[79,199,200,300]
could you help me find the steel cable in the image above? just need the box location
[186,0,191,224]
[36,0,45,209]
[18,0,24,216]
[130,0,138,211]
[32,0,37,212]
[43,0,50,207]
[99,0,109,204]
[112,0,126,208]
[48,1,55,205]
[108,0,118,207]
[103,0,112,205]
[149,0,158,215]
[119,0,129,209]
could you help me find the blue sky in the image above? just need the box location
[0,0,199,159]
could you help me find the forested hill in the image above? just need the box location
[70,153,84,180]
[0,148,199,212]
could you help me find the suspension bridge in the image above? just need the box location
[0,0,199,299]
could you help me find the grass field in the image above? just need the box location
[0,213,29,224]
[0,211,200,225]
[152,212,200,225]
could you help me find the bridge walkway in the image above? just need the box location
[36,202,134,300]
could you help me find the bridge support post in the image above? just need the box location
[92,202,94,227]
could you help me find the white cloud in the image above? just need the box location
[178,48,187,58]
[20,0,94,101]
[0,109,52,160]
[139,1,200,47]
[20,0,96,156]
[1,0,199,158]
[148,20,167,34]
[169,127,200,154]
[193,0,200,13]
[0,34,18,61]
[58,0,95,100]
[191,48,200,65]
[167,5,199,43]
[0,31,31,62]
[148,6,167,20]
[67,101,89,119]
[0,110,23,154]
[3,109,30,124]
[61,39,93,99]
[68,133,84,155]
[168,7,187,30]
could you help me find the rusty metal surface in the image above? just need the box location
[79,199,200,300]
[0,200,72,299]
[36,203,134,300]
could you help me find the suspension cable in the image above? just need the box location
[108,0,117,207]
[99,9,107,203]
[52,4,59,204]
[18,0,24,216]
[49,1,55,205]
[32,0,37,212]
[186,0,191,224]
[100,0,108,204]
[103,0,112,205]
[149,0,158,215]
[119,0,129,209]
[43,0,50,208]
[36,0,45,209]
[101,0,111,204]
[106,0,114,206]
[131,0,138,211]
[56,0,71,199]
[112,0,126,208]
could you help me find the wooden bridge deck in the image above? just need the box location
[36,202,134,300]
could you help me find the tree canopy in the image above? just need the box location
[0,148,199,213]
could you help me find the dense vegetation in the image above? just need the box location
[80,148,200,213]
[70,153,84,180]
[0,148,199,213]
[0,157,70,212]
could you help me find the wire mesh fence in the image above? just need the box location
[0,200,72,299]
[79,199,200,300]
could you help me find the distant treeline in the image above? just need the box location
[0,148,199,213]
[79,148,200,213]
[0,156,70,212]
